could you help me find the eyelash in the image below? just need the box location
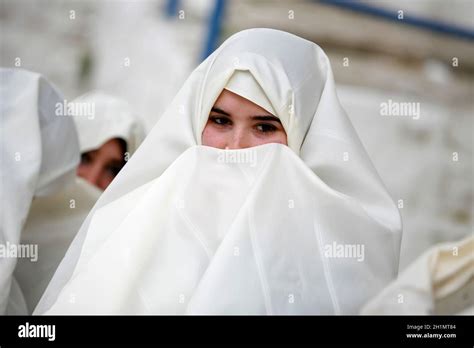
[210,116,231,126]
[80,153,92,164]
[106,165,122,177]
[209,116,278,133]
[80,153,123,176]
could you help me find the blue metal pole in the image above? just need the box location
[319,0,474,41]
[165,0,180,18]
[201,0,227,61]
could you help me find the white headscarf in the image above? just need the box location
[72,91,145,156]
[0,68,79,314]
[224,70,276,115]
[36,29,402,314]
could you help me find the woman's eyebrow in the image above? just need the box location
[252,115,281,124]
[210,107,230,116]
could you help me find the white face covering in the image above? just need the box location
[72,91,145,156]
[0,68,79,314]
[35,29,402,315]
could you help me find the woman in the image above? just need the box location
[73,91,145,190]
[36,29,402,314]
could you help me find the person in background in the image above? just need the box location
[73,91,145,190]
[0,68,100,314]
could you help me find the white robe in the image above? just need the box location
[0,68,79,314]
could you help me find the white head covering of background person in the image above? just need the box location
[0,68,79,314]
[72,91,145,157]
[36,29,402,315]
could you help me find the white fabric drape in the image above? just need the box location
[35,29,402,314]
[0,68,79,314]
[361,236,473,315]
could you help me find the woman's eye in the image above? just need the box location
[106,165,122,177]
[210,116,231,126]
[255,123,277,133]
[80,153,92,165]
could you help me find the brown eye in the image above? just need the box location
[255,123,277,133]
[210,116,231,126]
[105,164,122,177]
[80,153,92,165]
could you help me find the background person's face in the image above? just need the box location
[77,138,126,190]
[202,89,287,149]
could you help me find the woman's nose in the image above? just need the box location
[226,128,251,149]
[78,163,102,187]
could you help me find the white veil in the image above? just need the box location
[0,68,79,314]
[35,29,402,314]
